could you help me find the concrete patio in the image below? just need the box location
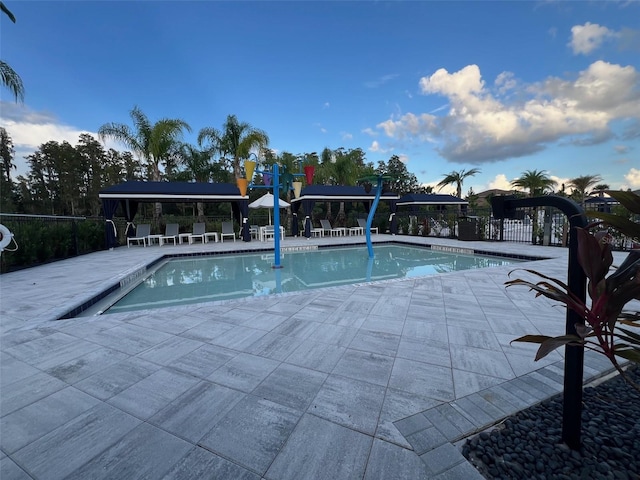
[0,234,623,479]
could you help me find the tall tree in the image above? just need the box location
[99,106,191,218]
[198,114,269,180]
[0,126,15,210]
[0,126,15,184]
[76,134,107,215]
[0,2,24,102]
[510,169,557,196]
[567,174,603,207]
[376,155,419,197]
[436,168,481,198]
[511,169,557,245]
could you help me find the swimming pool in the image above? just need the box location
[99,244,520,315]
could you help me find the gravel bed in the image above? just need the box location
[462,366,640,480]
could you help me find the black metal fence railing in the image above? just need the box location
[393,206,634,250]
[0,213,105,273]
[2,206,633,273]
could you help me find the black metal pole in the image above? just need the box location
[491,195,587,450]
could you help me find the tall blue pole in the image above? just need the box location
[365,176,384,259]
[273,164,282,268]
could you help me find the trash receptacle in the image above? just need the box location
[458,217,480,241]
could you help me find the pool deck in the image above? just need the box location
[0,234,629,479]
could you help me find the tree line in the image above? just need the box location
[1,105,611,219]
[0,109,425,218]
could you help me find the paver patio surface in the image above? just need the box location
[0,235,627,479]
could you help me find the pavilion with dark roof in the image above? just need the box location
[289,185,401,237]
[99,181,249,247]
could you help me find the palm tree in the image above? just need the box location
[592,184,610,197]
[173,144,215,220]
[567,174,603,207]
[511,170,557,245]
[436,168,481,198]
[1,2,24,102]
[98,106,191,182]
[198,115,269,180]
[510,169,557,196]
[98,106,191,218]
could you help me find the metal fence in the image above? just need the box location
[394,206,634,250]
[0,213,106,273]
[2,206,633,273]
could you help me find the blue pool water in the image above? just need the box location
[104,244,519,314]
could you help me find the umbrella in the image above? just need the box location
[249,192,290,225]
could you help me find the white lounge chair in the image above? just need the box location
[221,221,236,242]
[160,223,179,246]
[127,224,151,247]
[357,218,378,234]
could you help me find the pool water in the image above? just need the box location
[104,244,519,314]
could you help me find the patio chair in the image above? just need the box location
[160,223,179,246]
[189,223,206,244]
[221,221,236,242]
[320,219,346,237]
[188,223,219,244]
[249,224,259,240]
[127,224,151,247]
[357,218,378,234]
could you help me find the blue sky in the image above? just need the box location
[2,1,639,194]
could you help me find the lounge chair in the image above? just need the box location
[127,223,151,247]
[320,219,346,237]
[221,221,236,242]
[187,223,218,244]
[357,218,378,234]
[160,223,179,246]
[188,223,206,244]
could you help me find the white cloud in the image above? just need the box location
[494,72,517,95]
[375,61,640,164]
[376,112,438,140]
[397,154,409,164]
[614,145,630,154]
[362,127,378,137]
[368,140,392,154]
[1,103,91,150]
[624,167,640,188]
[341,131,353,141]
[313,122,327,134]
[364,74,399,89]
[569,22,618,55]
[487,174,513,191]
[0,102,121,176]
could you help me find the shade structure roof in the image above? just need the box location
[396,193,468,206]
[98,181,246,202]
[290,185,400,202]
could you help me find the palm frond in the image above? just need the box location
[1,2,16,23]
[0,61,24,102]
